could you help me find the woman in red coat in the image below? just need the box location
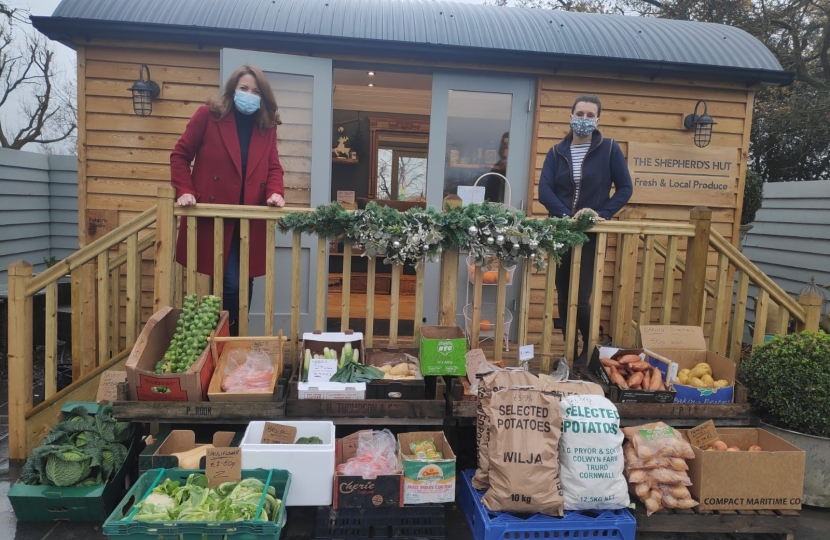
[171,64,285,335]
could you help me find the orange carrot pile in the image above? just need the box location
[600,355,666,391]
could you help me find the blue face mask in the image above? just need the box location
[571,116,598,138]
[234,91,261,115]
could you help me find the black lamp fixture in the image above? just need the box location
[684,100,717,148]
[129,64,160,116]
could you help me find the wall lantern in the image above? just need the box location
[129,64,160,116]
[684,100,717,148]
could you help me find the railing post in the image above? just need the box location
[439,194,462,326]
[797,292,823,332]
[154,186,176,310]
[8,260,33,461]
[679,206,712,326]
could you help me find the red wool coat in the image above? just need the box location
[171,105,284,277]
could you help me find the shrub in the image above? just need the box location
[741,170,764,225]
[739,331,830,437]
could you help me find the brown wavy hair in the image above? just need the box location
[209,64,282,128]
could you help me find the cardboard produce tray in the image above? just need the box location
[208,335,285,402]
[103,468,290,540]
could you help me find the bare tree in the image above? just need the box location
[0,3,76,152]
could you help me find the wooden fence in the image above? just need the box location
[6,186,822,460]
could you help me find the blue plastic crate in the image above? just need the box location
[459,470,636,540]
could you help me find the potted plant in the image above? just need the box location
[739,170,764,250]
[738,331,830,506]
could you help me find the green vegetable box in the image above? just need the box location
[8,402,142,522]
[103,468,290,540]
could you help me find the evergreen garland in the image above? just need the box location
[276,201,595,268]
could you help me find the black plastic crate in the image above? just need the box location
[315,504,446,540]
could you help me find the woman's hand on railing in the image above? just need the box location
[267,193,285,207]
[177,194,196,206]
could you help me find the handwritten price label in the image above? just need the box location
[206,447,241,487]
[261,422,297,444]
[96,370,127,404]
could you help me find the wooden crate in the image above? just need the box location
[207,336,284,402]
[632,501,799,538]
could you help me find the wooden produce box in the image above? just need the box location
[126,306,229,402]
[208,335,285,402]
[365,347,425,400]
[287,375,446,419]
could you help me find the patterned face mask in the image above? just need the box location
[570,116,598,138]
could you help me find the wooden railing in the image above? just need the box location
[8,190,823,460]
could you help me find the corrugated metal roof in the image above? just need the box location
[34,0,789,84]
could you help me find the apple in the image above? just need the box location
[727,446,741,452]
[711,441,728,451]
[748,445,763,452]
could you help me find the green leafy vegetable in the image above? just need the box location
[155,295,221,374]
[295,436,324,444]
[129,474,281,523]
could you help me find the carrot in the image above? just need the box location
[631,383,642,390]
[629,361,652,372]
[603,366,612,377]
[600,357,621,368]
[649,368,662,390]
[642,369,651,390]
[618,354,642,365]
[609,367,629,390]
[628,371,644,387]
[658,381,666,391]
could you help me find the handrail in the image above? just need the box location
[174,204,317,220]
[709,229,806,323]
[109,234,155,271]
[26,206,158,295]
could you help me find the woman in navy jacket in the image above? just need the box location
[538,94,633,363]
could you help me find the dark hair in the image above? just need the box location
[498,132,509,161]
[571,94,602,117]
[209,64,282,128]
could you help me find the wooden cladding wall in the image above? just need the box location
[528,74,754,346]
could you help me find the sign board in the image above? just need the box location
[261,422,298,444]
[308,358,338,383]
[336,191,355,204]
[519,344,534,362]
[627,143,738,208]
[206,447,241,487]
[96,370,128,404]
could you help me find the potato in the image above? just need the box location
[380,364,393,373]
[714,379,730,388]
[676,373,689,385]
[700,374,715,388]
[688,366,709,380]
[694,362,713,375]
[390,363,410,376]
[383,373,394,379]
[408,363,418,372]
[688,377,706,388]
[679,368,691,376]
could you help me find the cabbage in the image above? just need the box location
[44,447,93,487]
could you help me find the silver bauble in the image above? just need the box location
[512,243,520,251]
[468,225,478,235]
[392,240,401,249]
[486,236,495,245]
[495,234,505,245]
[529,240,539,250]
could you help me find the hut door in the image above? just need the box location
[220,49,333,336]
[424,73,535,340]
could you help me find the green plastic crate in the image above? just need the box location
[8,424,141,522]
[102,468,290,540]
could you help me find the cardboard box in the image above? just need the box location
[126,306,229,401]
[207,337,284,402]
[680,422,806,511]
[365,348,425,400]
[588,347,676,403]
[301,331,366,382]
[297,380,366,399]
[139,429,239,474]
[333,431,402,508]
[398,431,457,504]
[419,326,467,376]
[641,325,736,404]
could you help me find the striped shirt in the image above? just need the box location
[570,142,591,210]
